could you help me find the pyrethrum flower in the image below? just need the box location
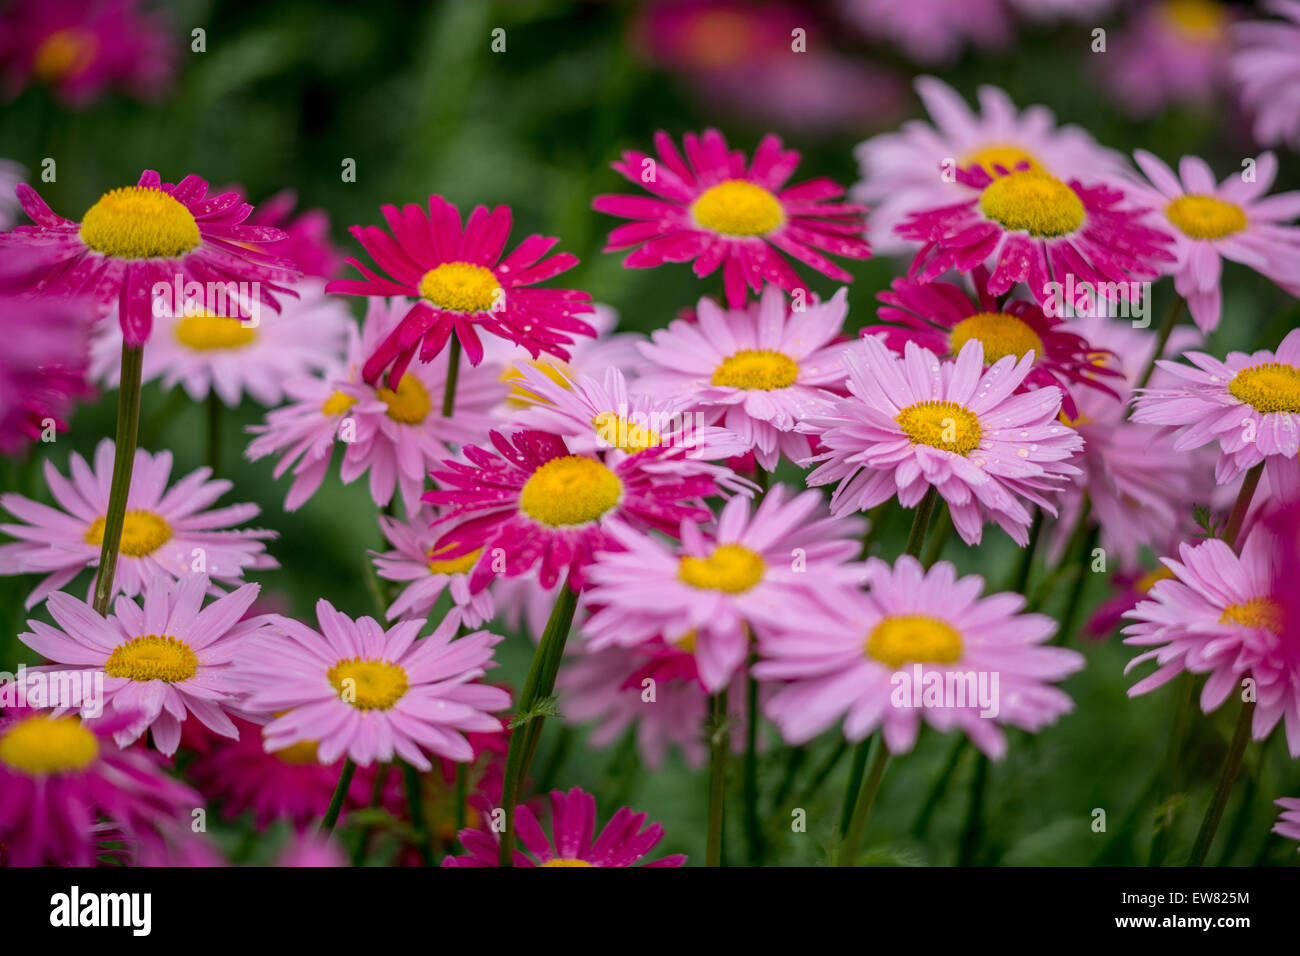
[755,556,1085,758]
[0,709,199,866]
[0,171,299,345]
[327,196,595,385]
[1131,328,1300,490]
[371,506,495,627]
[0,438,275,607]
[1100,0,1233,117]
[1231,0,1300,151]
[593,129,870,308]
[866,268,1122,419]
[582,486,865,691]
[897,163,1174,311]
[18,574,270,754]
[634,286,853,470]
[838,0,1011,64]
[90,279,351,408]
[425,429,719,592]
[444,786,686,867]
[240,602,510,770]
[804,337,1082,546]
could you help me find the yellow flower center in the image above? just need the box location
[592,412,662,451]
[678,544,766,594]
[501,359,575,407]
[712,349,799,390]
[105,634,199,683]
[673,630,698,654]
[427,544,482,575]
[0,715,98,776]
[377,375,432,424]
[274,739,322,765]
[84,510,173,557]
[949,311,1045,364]
[691,180,785,237]
[1228,363,1300,414]
[961,144,1042,177]
[175,312,257,351]
[1136,566,1176,593]
[519,456,623,527]
[32,28,98,81]
[866,614,964,668]
[896,401,984,456]
[1161,0,1226,40]
[1220,597,1282,632]
[1165,194,1246,240]
[321,390,357,416]
[328,658,410,710]
[979,171,1085,238]
[79,186,202,260]
[540,858,595,867]
[418,262,502,313]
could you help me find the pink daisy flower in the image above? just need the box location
[897,163,1174,312]
[1124,528,1300,755]
[581,485,866,692]
[0,709,199,867]
[90,279,351,408]
[1100,0,1233,117]
[18,574,271,755]
[371,506,495,627]
[0,0,176,105]
[1231,0,1300,151]
[239,602,511,770]
[755,556,1085,758]
[326,195,595,386]
[804,336,1083,547]
[839,0,1011,64]
[633,285,853,470]
[1124,150,1300,332]
[0,438,275,608]
[444,786,686,867]
[424,429,719,592]
[0,171,299,346]
[1131,328,1300,490]
[1275,797,1300,849]
[592,129,870,308]
[1087,565,1178,640]
[853,77,1127,254]
[865,267,1123,419]
[240,188,344,279]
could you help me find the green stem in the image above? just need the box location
[92,344,144,616]
[441,337,462,418]
[911,737,969,838]
[206,391,222,476]
[706,689,730,867]
[904,486,940,560]
[1134,294,1184,394]
[321,758,357,834]
[1223,462,1264,550]
[1187,698,1256,866]
[352,762,392,866]
[403,761,432,865]
[742,668,764,864]
[498,576,579,867]
[921,504,951,568]
[957,753,990,866]
[838,737,870,835]
[837,737,890,867]
[1054,525,1100,646]
[1007,508,1043,594]
[454,763,468,834]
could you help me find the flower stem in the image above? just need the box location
[403,761,432,865]
[837,737,889,867]
[742,666,764,864]
[206,391,222,476]
[498,576,579,867]
[1133,293,1184,394]
[911,736,969,838]
[92,343,144,616]
[706,688,730,867]
[904,486,940,559]
[1222,462,1264,550]
[321,758,357,834]
[957,753,990,865]
[454,762,468,834]
[1187,698,1256,866]
[441,336,462,418]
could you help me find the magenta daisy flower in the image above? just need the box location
[241,188,344,279]
[1124,150,1300,332]
[804,336,1082,546]
[239,603,511,770]
[90,278,351,408]
[1124,528,1300,755]
[897,163,1174,311]
[444,786,686,867]
[0,171,299,345]
[371,506,495,627]
[1131,328,1300,488]
[0,709,199,867]
[1231,0,1300,151]
[18,574,271,755]
[754,556,1085,758]
[866,268,1123,419]
[1275,797,1300,850]
[424,429,719,592]
[634,285,853,470]
[582,486,865,691]
[0,438,275,608]
[326,195,595,386]
[593,129,870,308]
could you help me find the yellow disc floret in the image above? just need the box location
[80,186,201,259]
[949,312,1044,364]
[866,614,963,668]
[678,544,766,594]
[427,544,483,575]
[1220,597,1282,633]
[328,658,410,710]
[979,171,1085,238]
[175,312,257,351]
[1228,362,1300,414]
[712,349,799,390]
[377,375,432,424]
[962,144,1042,177]
[1165,194,1247,240]
[0,715,99,776]
[519,456,623,527]
[419,262,502,313]
[691,180,784,237]
[896,401,984,456]
[105,635,199,683]
[84,510,172,557]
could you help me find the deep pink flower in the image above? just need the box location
[1231,0,1300,151]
